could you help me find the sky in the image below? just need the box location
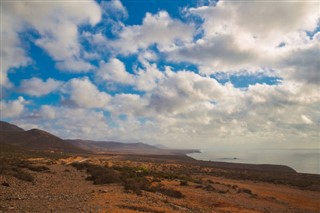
[1,0,319,150]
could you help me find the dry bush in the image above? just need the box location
[124,177,151,195]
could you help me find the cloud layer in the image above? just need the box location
[2,0,319,149]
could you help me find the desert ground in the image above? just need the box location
[1,154,319,213]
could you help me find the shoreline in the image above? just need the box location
[187,150,320,175]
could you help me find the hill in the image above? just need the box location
[0,121,199,155]
[0,124,87,153]
[66,139,198,155]
[0,121,24,132]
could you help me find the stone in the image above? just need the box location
[2,182,10,187]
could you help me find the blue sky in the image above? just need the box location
[1,0,319,150]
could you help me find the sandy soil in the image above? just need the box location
[1,156,319,213]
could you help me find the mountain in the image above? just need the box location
[67,139,173,155]
[0,121,199,155]
[67,139,199,155]
[0,121,24,132]
[154,144,169,149]
[0,123,87,153]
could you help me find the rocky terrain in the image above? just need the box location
[1,155,320,213]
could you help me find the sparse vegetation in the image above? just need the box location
[72,162,121,184]
[238,188,253,194]
[0,158,49,182]
[118,205,165,213]
[124,177,150,195]
[150,184,185,198]
[180,180,188,186]
[72,162,185,197]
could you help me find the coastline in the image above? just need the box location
[187,149,320,175]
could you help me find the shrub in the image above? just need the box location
[17,160,49,172]
[156,187,184,198]
[239,188,253,194]
[195,184,203,189]
[87,168,121,185]
[204,184,215,191]
[72,163,121,185]
[118,205,165,213]
[124,177,150,195]
[13,170,34,182]
[0,158,34,182]
[207,179,214,184]
[180,180,188,186]
[150,184,184,198]
[28,165,50,172]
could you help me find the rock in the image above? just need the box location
[2,182,10,187]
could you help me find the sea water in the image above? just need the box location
[188,149,320,174]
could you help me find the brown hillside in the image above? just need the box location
[0,129,86,153]
[0,121,24,132]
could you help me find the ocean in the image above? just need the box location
[188,149,320,174]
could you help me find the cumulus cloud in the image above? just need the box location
[101,0,128,19]
[1,6,31,87]
[14,106,110,140]
[109,11,194,54]
[0,97,26,118]
[18,77,63,97]
[97,58,135,85]
[279,42,320,85]
[63,77,110,109]
[96,58,164,92]
[55,58,95,73]
[2,0,319,149]
[134,61,164,91]
[147,69,226,114]
[166,0,319,75]
[2,0,101,79]
[167,36,258,74]
[108,93,148,117]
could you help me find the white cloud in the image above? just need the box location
[279,42,320,85]
[96,59,164,92]
[8,71,319,149]
[166,1,319,75]
[147,69,227,114]
[301,115,313,125]
[2,0,101,78]
[3,0,319,150]
[110,11,194,54]
[97,58,135,85]
[1,5,31,87]
[167,36,258,74]
[40,105,56,119]
[15,106,110,140]
[0,97,26,118]
[55,57,95,73]
[18,77,63,97]
[134,61,164,91]
[108,93,148,117]
[64,77,110,109]
[101,0,128,19]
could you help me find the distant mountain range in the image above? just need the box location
[0,121,199,155]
